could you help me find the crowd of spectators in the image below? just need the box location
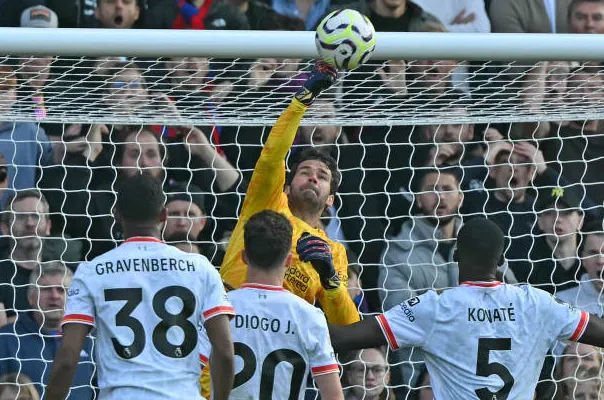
[0,0,604,398]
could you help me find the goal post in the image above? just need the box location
[0,28,603,399]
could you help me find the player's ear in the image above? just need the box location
[284,253,293,268]
[241,249,249,266]
[284,185,291,195]
[325,194,334,208]
[158,207,167,223]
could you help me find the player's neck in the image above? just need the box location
[246,269,284,288]
[290,207,322,230]
[122,225,162,241]
[459,271,497,284]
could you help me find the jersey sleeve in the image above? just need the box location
[201,264,235,323]
[239,99,306,218]
[544,291,589,342]
[305,307,339,377]
[376,292,436,350]
[317,242,360,325]
[62,264,96,327]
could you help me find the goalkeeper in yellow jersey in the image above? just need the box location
[221,61,359,325]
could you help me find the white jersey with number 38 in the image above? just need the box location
[377,281,589,400]
[227,283,339,400]
[62,237,234,400]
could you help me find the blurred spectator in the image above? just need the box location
[41,124,243,261]
[165,232,202,254]
[489,0,572,33]
[0,190,51,322]
[536,68,604,210]
[145,0,247,29]
[0,263,95,399]
[0,373,40,400]
[408,366,432,400]
[221,0,305,29]
[461,140,567,265]
[0,65,57,204]
[94,0,141,28]
[378,167,462,394]
[413,0,490,32]
[262,0,328,30]
[557,220,604,315]
[510,185,585,293]
[568,0,604,33]
[162,181,230,262]
[556,364,603,399]
[347,257,369,314]
[341,347,394,400]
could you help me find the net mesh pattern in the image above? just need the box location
[0,54,602,400]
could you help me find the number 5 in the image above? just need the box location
[475,338,514,400]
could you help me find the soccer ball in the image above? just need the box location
[315,9,376,71]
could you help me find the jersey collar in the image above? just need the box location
[460,281,502,287]
[241,283,286,291]
[123,236,163,244]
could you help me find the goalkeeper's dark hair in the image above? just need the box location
[116,173,165,224]
[244,210,293,271]
[456,217,504,269]
[287,147,340,195]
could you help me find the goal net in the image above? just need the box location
[0,30,603,400]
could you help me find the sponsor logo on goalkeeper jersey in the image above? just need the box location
[284,266,309,292]
[467,304,516,323]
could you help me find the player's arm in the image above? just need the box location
[317,242,360,325]
[240,61,338,217]
[577,314,604,348]
[45,323,91,400]
[204,314,235,400]
[315,373,345,400]
[328,317,387,353]
[297,234,359,325]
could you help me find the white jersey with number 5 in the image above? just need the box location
[227,283,339,400]
[62,237,235,400]
[377,281,589,400]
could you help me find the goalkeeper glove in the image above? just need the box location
[294,61,338,107]
[296,232,341,290]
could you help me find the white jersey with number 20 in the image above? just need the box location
[377,281,589,400]
[62,237,234,400]
[227,283,339,400]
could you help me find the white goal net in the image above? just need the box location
[1,30,603,400]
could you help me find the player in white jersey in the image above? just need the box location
[45,174,235,400]
[227,209,343,400]
[329,218,604,400]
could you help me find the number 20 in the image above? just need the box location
[104,286,197,359]
[234,342,306,400]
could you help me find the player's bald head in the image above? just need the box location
[456,218,504,268]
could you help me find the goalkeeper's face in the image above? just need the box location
[286,160,334,215]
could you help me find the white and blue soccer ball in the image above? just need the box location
[315,9,376,71]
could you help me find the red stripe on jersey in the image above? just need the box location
[460,281,502,287]
[376,314,399,350]
[123,237,163,244]
[62,314,95,326]
[203,306,235,319]
[570,311,590,341]
[311,364,339,376]
[199,354,209,365]
[241,283,286,291]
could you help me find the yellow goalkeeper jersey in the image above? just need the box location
[220,98,360,326]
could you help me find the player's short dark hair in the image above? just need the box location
[411,166,461,193]
[287,147,340,195]
[243,210,293,271]
[457,217,504,267]
[116,173,165,223]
